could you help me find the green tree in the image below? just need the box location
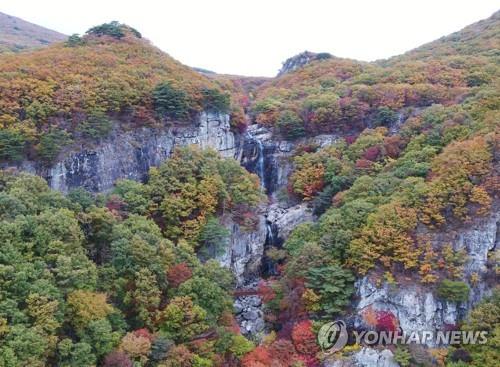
[112,179,149,215]
[153,82,190,120]
[57,339,96,367]
[68,188,95,211]
[124,268,161,328]
[201,87,230,113]
[78,319,121,359]
[277,110,306,140]
[77,110,112,140]
[197,217,230,259]
[0,129,25,161]
[374,106,399,126]
[436,280,470,303]
[159,296,208,342]
[305,265,355,316]
[177,276,232,321]
[459,289,499,366]
[37,129,72,163]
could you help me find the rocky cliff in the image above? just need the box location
[323,209,498,367]
[16,112,236,192]
[355,209,498,338]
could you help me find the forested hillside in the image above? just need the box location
[0,21,236,165]
[0,10,498,367]
[246,10,499,367]
[0,146,263,366]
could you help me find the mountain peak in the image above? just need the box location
[278,51,332,76]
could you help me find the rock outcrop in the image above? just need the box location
[354,209,499,344]
[266,202,314,241]
[278,51,332,76]
[46,111,235,192]
[324,348,399,367]
[218,214,267,286]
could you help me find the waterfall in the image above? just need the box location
[262,221,279,277]
[256,139,265,190]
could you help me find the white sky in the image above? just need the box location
[1,0,498,76]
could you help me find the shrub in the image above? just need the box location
[393,346,412,367]
[305,265,355,316]
[167,263,193,288]
[153,82,190,120]
[291,320,319,355]
[201,88,230,113]
[229,334,254,358]
[87,21,126,39]
[86,21,142,39]
[436,280,470,302]
[197,217,230,259]
[65,34,84,47]
[374,106,399,126]
[315,52,332,60]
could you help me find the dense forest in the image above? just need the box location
[0,12,498,367]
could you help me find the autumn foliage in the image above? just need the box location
[167,263,193,288]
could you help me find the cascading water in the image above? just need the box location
[234,131,274,337]
[261,221,280,277]
[256,139,265,190]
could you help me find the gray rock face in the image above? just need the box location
[229,203,315,337]
[354,210,499,345]
[427,210,499,305]
[324,348,399,367]
[241,124,339,199]
[355,277,461,337]
[48,111,235,192]
[267,202,313,241]
[218,214,267,286]
[353,348,399,367]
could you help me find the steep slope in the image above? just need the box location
[0,22,235,166]
[0,11,66,53]
[393,9,500,61]
[251,11,499,140]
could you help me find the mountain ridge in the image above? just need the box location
[0,11,66,53]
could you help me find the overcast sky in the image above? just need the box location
[2,0,498,76]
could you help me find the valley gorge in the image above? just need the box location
[0,11,498,367]
[6,109,498,366]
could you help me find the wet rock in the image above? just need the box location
[242,309,260,321]
[267,202,314,241]
[234,285,266,337]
